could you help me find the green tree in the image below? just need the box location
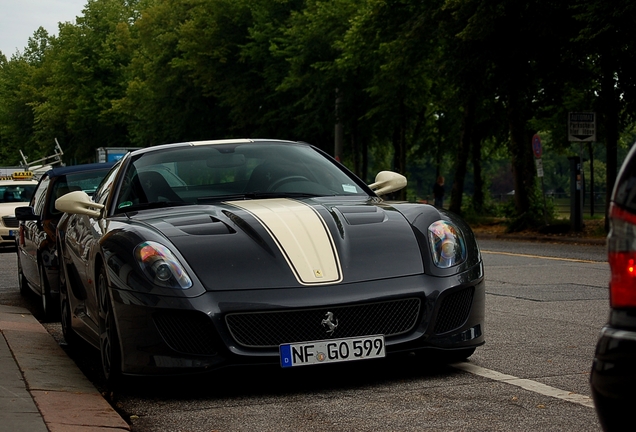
[113,0,229,146]
[573,0,636,228]
[448,0,581,227]
[172,0,306,140]
[32,0,138,163]
[274,0,374,176]
[339,0,438,180]
[0,27,52,164]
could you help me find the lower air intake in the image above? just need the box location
[226,298,421,348]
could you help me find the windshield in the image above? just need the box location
[0,184,36,203]
[115,142,367,212]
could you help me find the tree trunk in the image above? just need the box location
[362,136,368,184]
[334,89,344,163]
[506,89,535,222]
[391,102,407,200]
[350,120,360,177]
[449,97,475,214]
[471,130,484,214]
[601,53,618,232]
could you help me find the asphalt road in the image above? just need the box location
[0,238,608,431]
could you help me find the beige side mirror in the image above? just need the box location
[368,171,407,196]
[55,190,104,219]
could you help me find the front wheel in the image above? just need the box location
[17,253,29,297]
[58,253,79,346]
[39,265,59,322]
[98,266,122,389]
[441,347,476,364]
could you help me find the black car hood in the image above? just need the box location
[130,198,424,291]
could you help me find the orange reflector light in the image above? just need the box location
[138,244,158,262]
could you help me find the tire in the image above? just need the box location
[58,254,79,347]
[442,347,476,363]
[98,265,122,389]
[39,265,60,322]
[591,388,632,432]
[17,253,29,297]
[450,348,477,363]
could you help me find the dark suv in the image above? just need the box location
[591,143,636,431]
[15,162,114,321]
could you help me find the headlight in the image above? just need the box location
[428,220,466,268]
[135,241,192,289]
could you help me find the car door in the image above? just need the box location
[64,164,120,332]
[19,174,51,290]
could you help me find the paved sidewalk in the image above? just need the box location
[0,304,129,432]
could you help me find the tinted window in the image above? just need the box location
[0,184,37,204]
[50,169,113,215]
[94,163,122,207]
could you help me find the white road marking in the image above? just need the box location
[452,362,595,408]
[481,250,603,264]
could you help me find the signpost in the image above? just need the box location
[568,112,596,142]
[532,134,544,178]
[532,134,543,159]
[568,156,583,231]
[568,112,595,228]
[532,134,547,224]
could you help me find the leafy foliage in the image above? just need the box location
[0,0,635,229]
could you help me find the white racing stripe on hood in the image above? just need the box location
[227,199,342,285]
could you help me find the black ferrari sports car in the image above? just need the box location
[55,139,485,383]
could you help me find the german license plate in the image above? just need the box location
[280,335,385,368]
[8,230,15,237]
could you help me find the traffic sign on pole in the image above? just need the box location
[535,158,544,177]
[532,134,542,158]
[531,133,547,224]
[568,112,596,142]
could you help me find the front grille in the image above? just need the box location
[434,287,474,334]
[153,311,218,356]
[226,298,421,348]
[2,216,18,228]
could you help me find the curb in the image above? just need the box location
[0,305,129,431]
[475,233,606,246]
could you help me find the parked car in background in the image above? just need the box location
[591,143,636,431]
[15,162,114,321]
[0,173,38,246]
[55,139,485,387]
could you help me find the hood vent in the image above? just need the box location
[168,215,235,236]
[336,205,387,225]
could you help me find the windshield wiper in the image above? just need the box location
[119,201,190,212]
[197,192,321,203]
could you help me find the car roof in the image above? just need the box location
[0,179,38,186]
[46,162,115,178]
[127,139,302,157]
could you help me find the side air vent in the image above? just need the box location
[434,287,474,334]
[153,310,219,356]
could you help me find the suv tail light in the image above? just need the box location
[608,203,636,308]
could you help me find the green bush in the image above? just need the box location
[503,186,556,232]
[460,192,507,224]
